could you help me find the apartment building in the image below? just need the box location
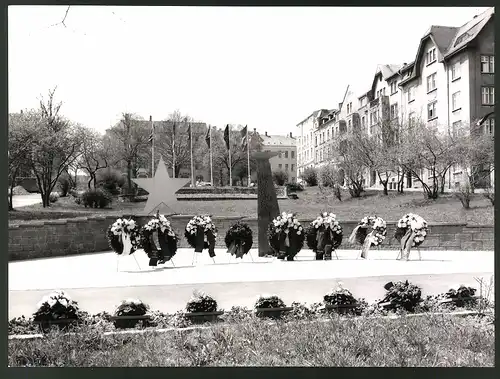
[296,109,330,176]
[260,132,298,183]
[295,7,494,190]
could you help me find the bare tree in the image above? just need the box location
[29,88,84,207]
[79,128,109,189]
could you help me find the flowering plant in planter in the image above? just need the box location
[306,212,343,260]
[254,294,290,318]
[394,213,429,260]
[185,215,218,257]
[348,215,387,258]
[33,290,80,331]
[140,212,178,266]
[323,282,361,315]
[444,285,478,307]
[186,290,218,313]
[267,212,305,261]
[107,218,141,256]
[378,280,422,312]
[112,298,149,329]
[225,222,253,259]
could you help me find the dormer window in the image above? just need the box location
[426,47,437,65]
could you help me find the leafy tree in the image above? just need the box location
[301,167,318,186]
[272,170,288,186]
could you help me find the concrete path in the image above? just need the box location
[8,248,494,318]
[11,194,42,208]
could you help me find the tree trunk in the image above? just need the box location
[126,159,133,195]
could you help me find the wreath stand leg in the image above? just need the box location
[418,247,422,261]
[132,254,141,270]
[396,249,402,260]
[192,252,198,266]
[248,251,255,262]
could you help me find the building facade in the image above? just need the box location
[261,132,298,183]
[295,7,494,191]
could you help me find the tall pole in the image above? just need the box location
[172,122,176,178]
[150,116,154,176]
[228,132,232,187]
[190,123,195,187]
[247,127,251,186]
[209,125,213,186]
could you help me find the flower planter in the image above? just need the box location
[33,318,79,332]
[439,296,480,307]
[109,314,151,329]
[184,311,224,324]
[324,303,360,315]
[255,307,293,319]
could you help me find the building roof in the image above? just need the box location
[296,109,330,126]
[261,134,296,146]
[376,64,403,80]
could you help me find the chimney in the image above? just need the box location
[289,132,293,138]
[265,131,268,136]
[149,115,152,122]
[254,128,257,134]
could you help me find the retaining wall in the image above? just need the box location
[8,216,494,261]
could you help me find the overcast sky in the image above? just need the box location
[8,6,490,135]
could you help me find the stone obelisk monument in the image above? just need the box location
[252,151,280,257]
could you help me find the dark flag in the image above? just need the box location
[187,123,191,143]
[172,122,176,137]
[240,125,248,151]
[205,126,211,148]
[148,122,154,143]
[224,124,230,150]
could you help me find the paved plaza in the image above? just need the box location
[8,248,494,318]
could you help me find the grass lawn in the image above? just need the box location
[9,187,493,225]
[8,314,494,367]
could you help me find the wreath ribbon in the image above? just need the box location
[206,229,216,257]
[401,229,416,260]
[121,233,133,256]
[348,225,363,244]
[361,230,376,258]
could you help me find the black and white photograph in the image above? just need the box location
[6,4,495,367]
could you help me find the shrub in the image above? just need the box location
[301,167,318,186]
[254,294,286,309]
[49,192,59,203]
[96,168,125,196]
[454,182,472,209]
[33,290,80,332]
[483,186,494,205]
[286,182,304,192]
[81,188,112,208]
[272,170,288,186]
[113,298,149,329]
[323,283,362,315]
[379,280,422,312]
[185,290,218,313]
[57,174,72,197]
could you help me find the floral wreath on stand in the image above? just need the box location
[107,218,142,256]
[185,215,218,257]
[394,213,429,260]
[306,212,343,260]
[268,212,305,261]
[140,212,179,267]
[225,221,253,259]
[348,216,387,259]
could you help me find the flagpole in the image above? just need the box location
[172,122,176,178]
[190,123,195,187]
[228,126,232,187]
[209,125,213,186]
[246,126,250,187]
[150,116,154,176]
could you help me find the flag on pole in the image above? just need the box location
[148,122,155,143]
[187,123,191,143]
[205,126,211,148]
[240,125,248,151]
[224,124,230,150]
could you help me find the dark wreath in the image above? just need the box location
[140,227,179,265]
[305,224,343,251]
[267,222,305,259]
[394,226,426,248]
[225,222,253,258]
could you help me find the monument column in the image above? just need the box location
[252,151,280,257]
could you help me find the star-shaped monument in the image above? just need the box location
[132,157,190,215]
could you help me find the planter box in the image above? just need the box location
[184,311,224,324]
[33,318,79,332]
[439,296,480,306]
[110,314,152,329]
[324,303,360,314]
[255,307,293,319]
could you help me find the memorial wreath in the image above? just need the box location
[185,215,218,257]
[140,212,178,266]
[306,212,343,260]
[268,212,305,261]
[348,215,387,258]
[225,221,253,259]
[107,218,142,256]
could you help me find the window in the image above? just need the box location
[482,87,495,105]
[485,118,495,135]
[452,121,461,137]
[427,101,437,120]
[481,55,494,73]
[315,136,318,146]
[285,164,289,172]
[370,112,378,125]
[452,91,461,111]
[278,152,282,158]
[390,103,398,119]
[291,151,295,159]
[278,164,282,169]
[451,62,461,80]
[408,86,415,102]
[427,73,437,92]
[323,132,325,142]
[327,130,330,140]
[390,81,397,94]
[426,47,437,65]
[362,116,366,126]
[285,151,288,158]
[291,164,295,171]
[348,120,352,129]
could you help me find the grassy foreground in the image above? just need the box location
[9,188,493,225]
[9,314,494,367]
